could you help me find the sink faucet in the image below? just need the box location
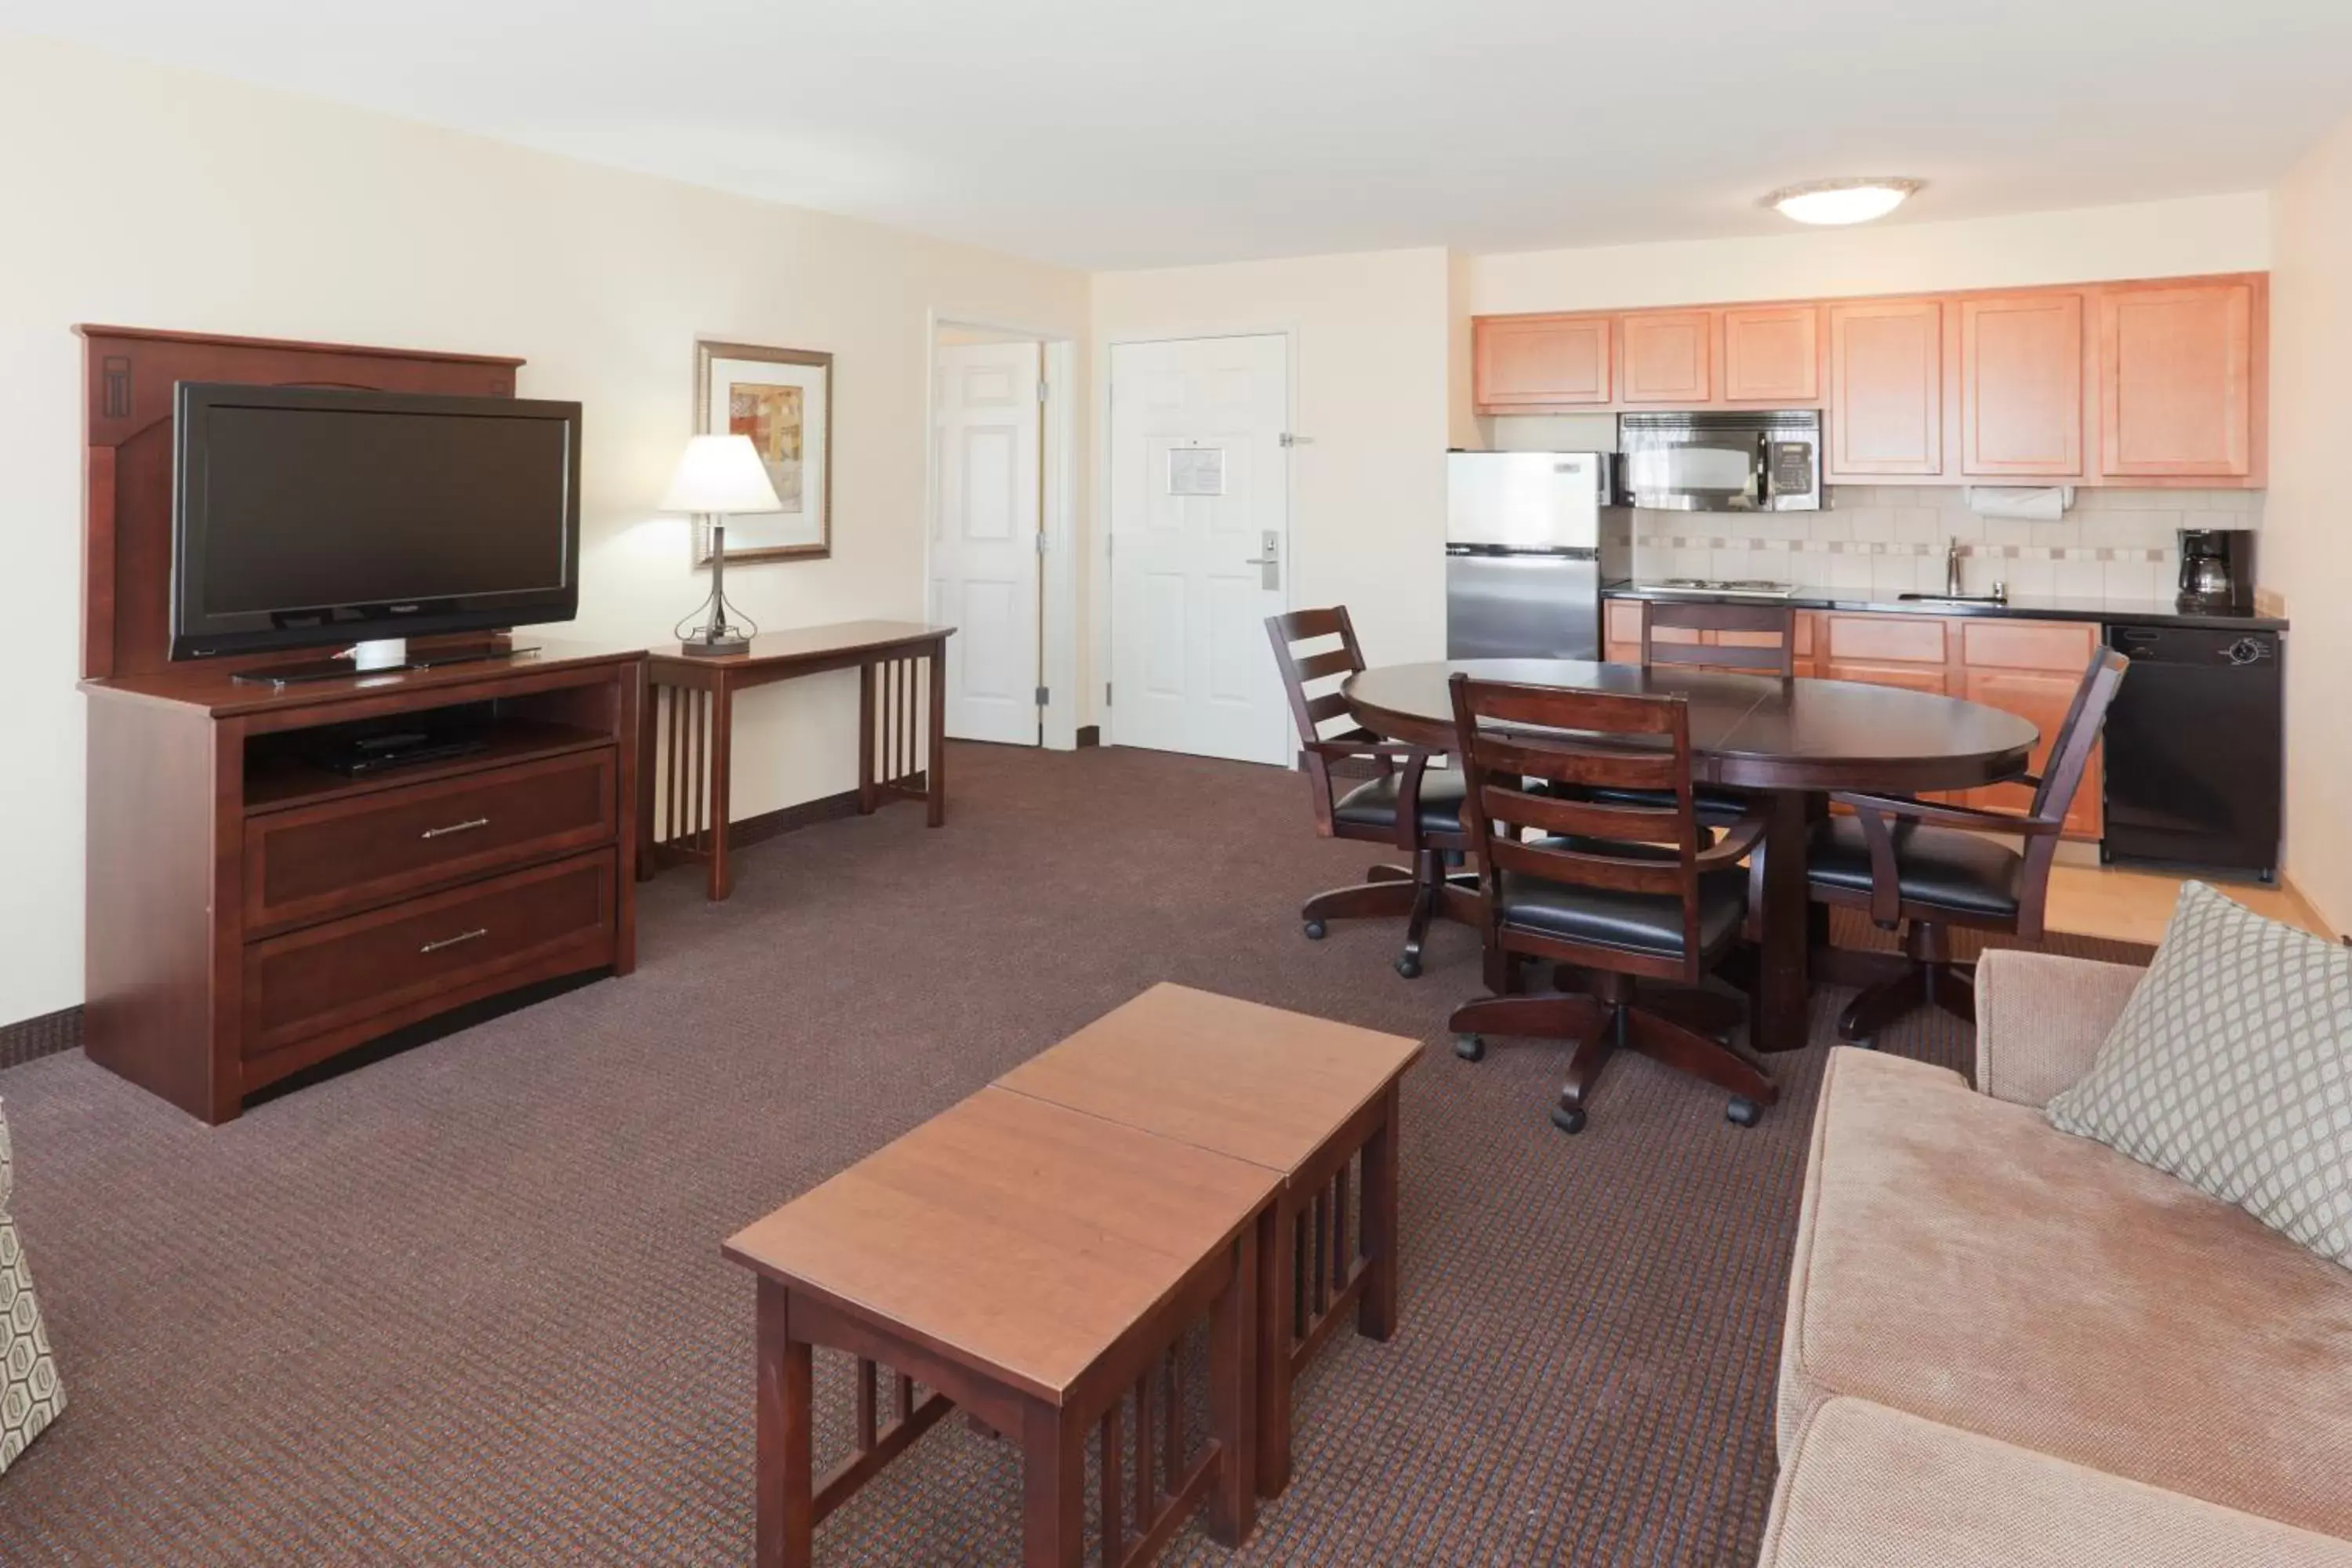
[1945,538,1965,597]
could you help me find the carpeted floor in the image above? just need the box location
[0,743,2151,1566]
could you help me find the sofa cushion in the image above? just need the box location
[2045,880,2352,1269]
[1973,949,2147,1109]
[1759,1397,2352,1568]
[1780,1047,2352,1539]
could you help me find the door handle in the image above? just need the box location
[1243,530,1281,590]
[419,816,491,840]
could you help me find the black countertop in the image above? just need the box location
[1604,583,2287,633]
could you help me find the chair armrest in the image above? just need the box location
[1829,792,2066,837]
[1301,739,1434,763]
[1834,792,2065,927]
[1693,816,1766,869]
[1973,949,2144,1108]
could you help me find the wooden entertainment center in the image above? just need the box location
[76,326,640,1124]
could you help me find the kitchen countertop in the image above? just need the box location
[1604,583,2288,633]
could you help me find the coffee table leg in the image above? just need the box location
[1020,1400,1084,1568]
[1359,1083,1401,1341]
[1208,1232,1259,1548]
[1254,1201,1292,1498]
[756,1279,813,1568]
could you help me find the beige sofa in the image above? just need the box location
[1759,949,2352,1566]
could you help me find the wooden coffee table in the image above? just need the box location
[995,984,1423,1497]
[722,1086,1278,1568]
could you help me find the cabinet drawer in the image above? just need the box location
[1824,615,1947,666]
[1960,619,2095,672]
[245,748,615,931]
[243,850,615,1062]
[1821,660,1951,695]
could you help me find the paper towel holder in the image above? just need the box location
[1963,485,2074,520]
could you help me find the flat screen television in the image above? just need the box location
[170,383,583,661]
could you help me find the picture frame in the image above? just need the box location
[693,339,833,564]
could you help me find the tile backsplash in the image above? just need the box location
[1631,486,2264,602]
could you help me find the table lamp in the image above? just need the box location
[661,433,783,657]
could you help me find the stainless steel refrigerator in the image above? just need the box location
[1446,451,1629,659]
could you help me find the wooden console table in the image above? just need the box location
[641,622,953,901]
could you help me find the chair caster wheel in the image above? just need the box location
[1726,1097,1761,1128]
[1551,1105,1588,1135]
[1395,955,1421,979]
[1303,920,1327,941]
[1454,1034,1485,1062]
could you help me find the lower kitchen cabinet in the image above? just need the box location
[1603,601,2103,841]
[1962,666,2102,839]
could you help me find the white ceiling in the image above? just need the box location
[10,0,2352,270]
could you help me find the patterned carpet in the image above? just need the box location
[0,743,2150,1566]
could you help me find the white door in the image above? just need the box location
[931,340,1043,745]
[1109,334,1290,764]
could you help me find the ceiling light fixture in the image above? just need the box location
[1766,177,1923,227]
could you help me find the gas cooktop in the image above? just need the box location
[1642,578,1795,600]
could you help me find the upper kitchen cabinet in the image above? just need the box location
[1960,292,2086,478]
[1720,305,1821,403]
[1826,299,1944,479]
[1472,314,1612,409]
[1617,310,1713,404]
[2097,278,2263,483]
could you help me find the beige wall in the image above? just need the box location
[1091,249,1454,672]
[1470,192,2273,315]
[0,32,1087,1025]
[2264,113,2352,934]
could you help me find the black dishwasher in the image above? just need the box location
[2101,625,2282,882]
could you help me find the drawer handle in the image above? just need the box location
[419,927,488,955]
[419,817,491,840]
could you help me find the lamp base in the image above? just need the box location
[678,634,751,659]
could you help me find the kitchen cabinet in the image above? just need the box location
[1608,601,2105,839]
[1472,314,1611,408]
[1960,292,2086,477]
[1821,659,1951,695]
[1826,299,1945,479]
[1618,310,1713,404]
[1957,620,2101,837]
[1962,668,2101,838]
[1473,271,2263,486]
[1722,306,1821,403]
[2098,280,2260,481]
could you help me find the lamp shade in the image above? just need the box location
[659,433,784,515]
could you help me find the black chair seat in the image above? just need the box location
[1332,769,1468,837]
[1807,816,2025,920]
[1581,782,1755,824]
[1497,839,1748,960]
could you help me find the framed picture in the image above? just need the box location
[693,339,833,564]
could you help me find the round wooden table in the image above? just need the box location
[1343,659,2038,1055]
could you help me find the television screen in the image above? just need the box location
[171,383,582,659]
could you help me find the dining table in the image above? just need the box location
[1341,659,2040,1056]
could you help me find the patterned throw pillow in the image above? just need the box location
[2045,881,2352,1269]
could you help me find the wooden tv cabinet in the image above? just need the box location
[71,325,645,1123]
[80,644,643,1123]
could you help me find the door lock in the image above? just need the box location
[1241,530,1281,590]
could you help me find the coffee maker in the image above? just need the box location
[2176,528,2255,613]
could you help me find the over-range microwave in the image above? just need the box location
[1617,410,1823,512]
